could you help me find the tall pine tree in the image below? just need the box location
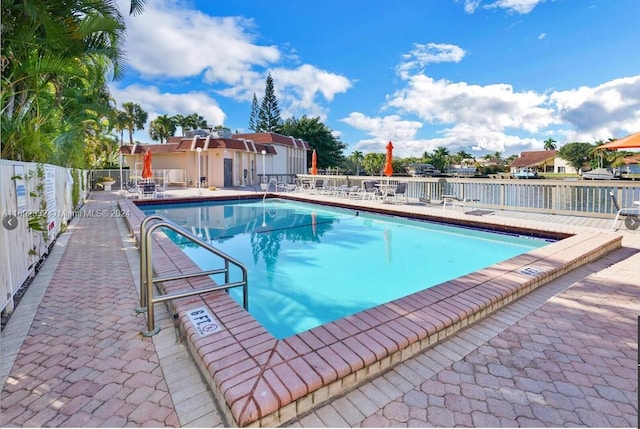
[257,74,283,133]
[248,93,259,131]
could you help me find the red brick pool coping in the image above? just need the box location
[119,196,622,427]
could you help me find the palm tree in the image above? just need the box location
[149,115,176,143]
[186,113,208,130]
[121,102,148,144]
[171,114,188,135]
[456,150,472,166]
[1,0,126,165]
[129,0,147,15]
[349,151,364,176]
[544,138,557,150]
[112,110,129,146]
[432,146,450,172]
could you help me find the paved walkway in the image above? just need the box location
[1,190,638,427]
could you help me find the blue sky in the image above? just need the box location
[110,0,640,158]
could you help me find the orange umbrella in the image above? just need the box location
[311,149,318,175]
[142,149,153,179]
[384,141,394,177]
[596,131,640,150]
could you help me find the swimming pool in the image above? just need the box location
[141,198,551,339]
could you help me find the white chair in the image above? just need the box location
[609,191,640,230]
[362,181,383,201]
[141,182,156,199]
[442,194,477,210]
[386,182,408,204]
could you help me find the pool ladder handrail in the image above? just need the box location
[136,214,248,336]
[263,178,279,202]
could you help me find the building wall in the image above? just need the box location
[553,157,579,174]
[122,134,310,188]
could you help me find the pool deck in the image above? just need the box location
[1,187,638,427]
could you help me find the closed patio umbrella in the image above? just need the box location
[142,149,153,180]
[311,149,318,175]
[384,141,394,177]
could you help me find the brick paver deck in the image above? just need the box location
[1,189,638,427]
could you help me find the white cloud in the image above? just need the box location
[461,0,545,14]
[461,0,483,14]
[122,2,279,84]
[119,0,353,123]
[397,43,466,78]
[486,0,545,14]
[387,75,557,132]
[550,75,640,141]
[271,65,352,120]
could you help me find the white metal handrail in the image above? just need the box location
[263,178,279,202]
[137,215,248,336]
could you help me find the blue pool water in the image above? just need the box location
[142,199,551,339]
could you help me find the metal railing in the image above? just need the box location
[263,178,279,202]
[136,215,248,336]
[296,174,640,218]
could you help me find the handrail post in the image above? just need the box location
[136,214,165,314]
[143,221,160,336]
[263,178,278,202]
[242,267,249,311]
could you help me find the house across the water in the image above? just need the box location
[509,150,578,176]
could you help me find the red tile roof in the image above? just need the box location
[119,144,180,155]
[509,150,557,168]
[621,155,640,165]
[233,132,311,150]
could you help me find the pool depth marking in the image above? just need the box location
[187,306,221,336]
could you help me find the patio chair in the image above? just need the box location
[442,194,478,210]
[362,181,382,200]
[141,182,156,199]
[277,183,297,192]
[386,182,408,204]
[311,179,329,194]
[334,185,360,198]
[156,184,168,198]
[609,191,640,230]
[124,181,140,199]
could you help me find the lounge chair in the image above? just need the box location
[442,194,477,210]
[276,182,297,192]
[339,185,361,198]
[386,182,408,204]
[609,191,640,230]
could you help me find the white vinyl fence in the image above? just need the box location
[0,160,89,314]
